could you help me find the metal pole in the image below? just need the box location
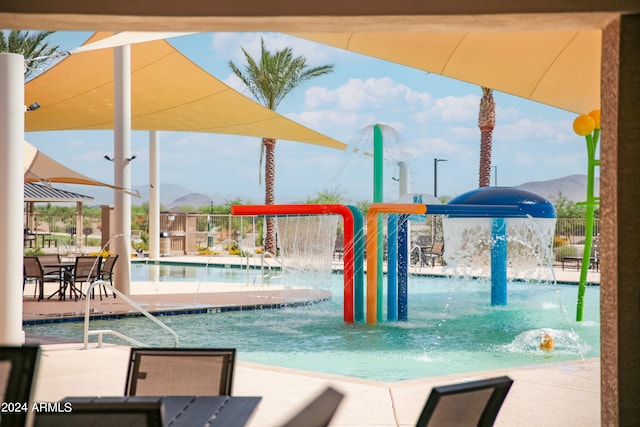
[434,158,447,198]
[493,165,498,186]
[434,158,437,197]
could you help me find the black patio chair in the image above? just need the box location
[0,346,41,427]
[125,348,236,397]
[415,376,513,427]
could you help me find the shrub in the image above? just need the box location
[554,245,577,262]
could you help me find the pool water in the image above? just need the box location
[26,265,600,382]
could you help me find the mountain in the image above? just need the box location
[56,174,597,208]
[516,174,599,202]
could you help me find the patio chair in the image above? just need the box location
[23,256,61,300]
[411,235,432,266]
[34,399,164,427]
[66,256,103,300]
[423,241,445,267]
[278,386,344,427]
[415,376,513,427]
[36,253,63,279]
[125,348,236,396]
[0,345,41,427]
[96,254,118,300]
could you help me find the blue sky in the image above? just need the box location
[25,31,592,205]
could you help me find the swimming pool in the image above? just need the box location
[25,265,600,382]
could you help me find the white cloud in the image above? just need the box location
[305,77,432,111]
[286,110,372,137]
[414,136,461,155]
[415,95,479,123]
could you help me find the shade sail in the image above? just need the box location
[24,140,139,196]
[25,32,346,150]
[290,31,601,114]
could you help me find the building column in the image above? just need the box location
[113,45,132,295]
[0,53,25,345]
[600,13,640,425]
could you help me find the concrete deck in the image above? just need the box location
[23,256,601,426]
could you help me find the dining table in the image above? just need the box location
[35,395,262,427]
[44,261,82,301]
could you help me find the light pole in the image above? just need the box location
[493,165,498,186]
[434,158,447,198]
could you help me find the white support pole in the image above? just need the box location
[149,130,160,259]
[113,45,132,295]
[0,53,25,345]
[398,161,409,198]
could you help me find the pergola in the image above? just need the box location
[23,182,94,250]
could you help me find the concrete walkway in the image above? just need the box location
[23,256,601,426]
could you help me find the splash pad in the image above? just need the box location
[232,186,556,324]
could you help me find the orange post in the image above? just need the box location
[366,204,426,323]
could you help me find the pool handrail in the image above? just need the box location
[83,280,179,350]
[254,251,283,286]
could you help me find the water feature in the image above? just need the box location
[26,206,599,382]
[25,266,600,382]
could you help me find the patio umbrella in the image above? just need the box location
[24,140,138,196]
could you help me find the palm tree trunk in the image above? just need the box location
[478,87,496,188]
[263,138,277,254]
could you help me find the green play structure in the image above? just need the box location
[572,109,600,322]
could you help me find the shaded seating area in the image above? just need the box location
[23,254,119,301]
[23,182,95,251]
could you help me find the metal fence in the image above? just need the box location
[25,212,598,260]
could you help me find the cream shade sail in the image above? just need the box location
[290,31,601,114]
[25,32,346,150]
[24,140,139,196]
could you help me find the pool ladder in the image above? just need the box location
[82,280,179,350]
[250,251,284,286]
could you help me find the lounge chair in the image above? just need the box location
[125,348,236,396]
[0,346,41,427]
[278,386,344,427]
[415,376,513,427]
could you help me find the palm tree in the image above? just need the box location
[229,38,334,254]
[478,86,496,187]
[0,30,59,79]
